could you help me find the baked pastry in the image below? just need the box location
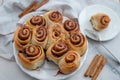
[90,13,111,31]
[18,45,45,70]
[14,25,32,51]
[63,19,80,33]
[44,10,63,25]
[67,32,87,56]
[14,10,88,74]
[58,50,80,74]
[26,15,47,28]
[32,26,48,49]
[45,24,68,50]
[46,39,69,64]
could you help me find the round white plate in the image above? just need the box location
[79,4,120,41]
[13,12,88,80]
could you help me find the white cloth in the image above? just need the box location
[0,0,120,60]
[0,0,120,80]
[0,0,82,59]
[0,0,32,59]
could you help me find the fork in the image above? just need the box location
[85,29,120,64]
[71,18,120,64]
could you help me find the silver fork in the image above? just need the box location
[72,18,120,64]
[85,29,120,64]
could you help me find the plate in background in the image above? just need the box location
[79,4,120,41]
[13,12,88,80]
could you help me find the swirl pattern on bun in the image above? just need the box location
[14,25,32,51]
[44,10,63,25]
[18,45,45,69]
[67,32,87,56]
[26,15,47,28]
[32,26,48,48]
[90,13,111,31]
[58,50,80,74]
[64,19,80,33]
[46,39,69,64]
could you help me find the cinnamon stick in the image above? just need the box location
[90,55,104,77]
[19,0,49,18]
[92,58,107,80]
[84,54,99,77]
[19,0,38,18]
[33,0,49,10]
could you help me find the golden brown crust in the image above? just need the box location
[58,50,80,74]
[26,15,47,28]
[14,10,87,74]
[32,26,48,49]
[44,10,63,25]
[18,45,45,69]
[67,32,87,56]
[48,11,63,23]
[45,24,68,50]
[63,19,80,33]
[46,39,69,64]
[90,13,111,31]
[14,25,32,51]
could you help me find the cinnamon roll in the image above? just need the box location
[14,25,32,51]
[32,26,48,49]
[58,50,80,74]
[26,15,47,28]
[46,39,69,64]
[44,10,63,25]
[45,24,67,50]
[63,19,80,33]
[18,45,45,70]
[67,32,87,56]
[90,13,111,31]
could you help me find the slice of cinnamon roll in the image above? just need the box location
[44,10,63,25]
[63,19,80,33]
[18,45,45,70]
[90,13,111,31]
[46,39,69,64]
[32,26,48,49]
[45,24,68,50]
[14,25,32,51]
[58,50,80,74]
[67,32,87,56]
[26,15,47,28]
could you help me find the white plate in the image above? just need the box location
[79,4,120,41]
[13,12,88,80]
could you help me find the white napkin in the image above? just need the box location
[0,0,120,60]
[0,0,82,60]
[0,0,33,59]
[1,0,120,80]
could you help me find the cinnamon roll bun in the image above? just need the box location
[90,13,111,31]
[14,25,32,51]
[45,24,67,50]
[44,10,63,25]
[67,32,87,56]
[18,45,45,70]
[32,26,48,49]
[58,50,80,74]
[46,39,69,64]
[63,19,80,33]
[26,15,47,28]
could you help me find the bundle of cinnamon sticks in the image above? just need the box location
[19,0,49,18]
[84,54,107,80]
